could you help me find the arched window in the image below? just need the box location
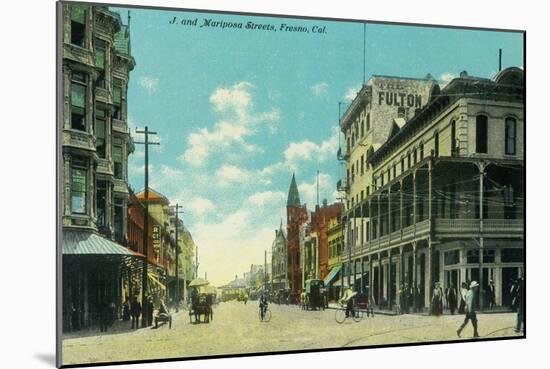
[366,113,371,131]
[476,115,488,153]
[505,117,517,155]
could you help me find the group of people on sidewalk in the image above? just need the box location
[126,295,156,329]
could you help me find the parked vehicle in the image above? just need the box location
[304,279,326,311]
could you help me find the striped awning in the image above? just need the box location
[323,265,342,286]
[62,229,136,256]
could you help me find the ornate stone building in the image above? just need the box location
[60,3,136,331]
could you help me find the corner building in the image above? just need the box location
[60,3,136,331]
[339,69,524,312]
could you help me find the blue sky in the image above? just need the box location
[112,7,523,286]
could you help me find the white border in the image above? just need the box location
[1,1,546,369]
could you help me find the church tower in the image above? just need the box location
[286,173,308,298]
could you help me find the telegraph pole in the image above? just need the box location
[135,126,159,327]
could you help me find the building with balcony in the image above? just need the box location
[271,222,287,291]
[338,68,524,312]
[60,3,136,332]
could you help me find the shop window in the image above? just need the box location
[476,115,488,153]
[70,72,86,131]
[70,6,86,48]
[505,117,517,155]
[71,158,87,214]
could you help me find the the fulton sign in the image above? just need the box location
[378,90,422,108]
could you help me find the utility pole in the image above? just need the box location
[135,126,159,328]
[172,204,184,311]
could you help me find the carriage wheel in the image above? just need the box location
[264,309,271,322]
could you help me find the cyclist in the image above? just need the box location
[259,292,268,320]
[340,286,356,318]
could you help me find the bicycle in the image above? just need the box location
[259,305,272,322]
[335,301,363,324]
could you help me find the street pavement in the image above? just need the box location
[62,301,523,366]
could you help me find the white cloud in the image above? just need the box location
[297,172,336,207]
[185,197,215,217]
[440,72,456,87]
[247,191,286,207]
[283,127,339,166]
[216,164,251,184]
[139,76,159,93]
[343,85,361,101]
[181,82,279,166]
[311,82,329,97]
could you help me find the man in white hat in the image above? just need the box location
[457,281,480,338]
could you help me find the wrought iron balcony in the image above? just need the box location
[337,147,350,161]
[337,178,349,192]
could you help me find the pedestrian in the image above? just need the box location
[514,276,525,333]
[446,283,458,315]
[457,281,480,338]
[458,282,468,314]
[147,296,154,327]
[487,280,496,310]
[122,299,130,321]
[432,282,443,316]
[131,296,141,329]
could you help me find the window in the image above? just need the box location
[483,249,495,263]
[419,143,424,160]
[351,133,355,147]
[476,115,488,153]
[407,152,411,169]
[451,120,457,156]
[366,113,371,131]
[466,249,479,264]
[70,6,86,47]
[360,155,364,175]
[505,117,517,155]
[393,164,396,179]
[387,168,390,182]
[401,157,404,173]
[113,78,123,120]
[71,158,87,214]
[366,186,370,196]
[413,148,418,165]
[71,72,86,131]
[113,137,124,179]
[360,119,364,137]
[434,131,440,157]
[96,180,107,227]
[381,173,384,187]
[501,248,523,263]
[444,250,459,265]
[114,197,124,242]
[95,110,106,158]
[95,38,107,88]
[398,107,406,118]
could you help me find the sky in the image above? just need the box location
[111,6,523,287]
